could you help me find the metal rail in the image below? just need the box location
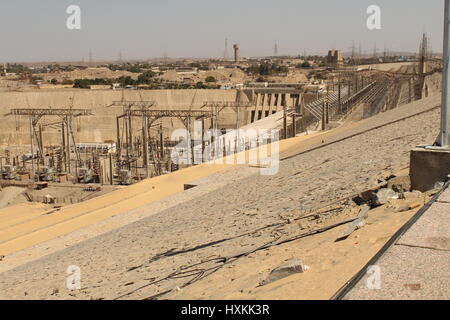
[7,108,93,117]
[111,101,157,108]
[125,109,213,119]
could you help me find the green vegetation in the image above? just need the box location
[73,78,113,88]
[247,63,289,76]
[137,71,157,84]
[4,63,32,74]
[205,76,216,83]
[297,61,311,68]
[307,70,328,80]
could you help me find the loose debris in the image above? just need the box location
[336,205,370,242]
[374,188,398,206]
[260,258,309,286]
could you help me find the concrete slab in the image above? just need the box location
[410,147,450,192]
[437,187,450,203]
[344,185,450,300]
[397,201,450,250]
[344,245,450,300]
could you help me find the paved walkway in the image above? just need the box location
[345,184,450,300]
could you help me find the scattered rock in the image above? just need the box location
[0,255,4,261]
[260,258,309,286]
[434,181,445,189]
[402,191,422,200]
[394,204,411,212]
[173,286,181,292]
[374,188,398,205]
[387,175,411,193]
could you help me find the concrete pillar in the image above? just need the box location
[410,147,450,192]
[268,94,273,115]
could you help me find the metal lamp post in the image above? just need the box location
[439,0,450,147]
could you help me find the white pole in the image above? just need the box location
[440,0,450,146]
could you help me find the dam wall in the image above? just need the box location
[0,89,240,148]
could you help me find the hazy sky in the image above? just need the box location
[0,0,445,62]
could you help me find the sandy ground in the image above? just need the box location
[0,92,443,300]
[0,131,324,269]
[38,67,139,82]
[169,198,426,300]
[0,187,27,209]
[0,163,234,257]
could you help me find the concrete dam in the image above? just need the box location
[0,88,303,148]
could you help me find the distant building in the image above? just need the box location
[175,67,198,75]
[233,44,240,63]
[38,84,74,89]
[90,85,111,90]
[327,50,344,68]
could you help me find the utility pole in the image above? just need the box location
[66,116,71,174]
[29,117,35,182]
[224,37,228,61]
[89,50,93,66]
[283,103,288,139]
[159,122,164,159]
[439,0,450,147]
[292,113,297,137]
[321,101,326,131]
[338,71,342,114]
[143,116,149,177]
[109,153,114,185]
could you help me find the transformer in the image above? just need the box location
[78,168,94,184]
[39,166,55,182]
[2,165,17,180]
[119,169,133,185]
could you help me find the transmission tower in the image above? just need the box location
[350,41,356,65]
[224,37,229,61]
[89,50,93,66]
[419,32,429,75]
